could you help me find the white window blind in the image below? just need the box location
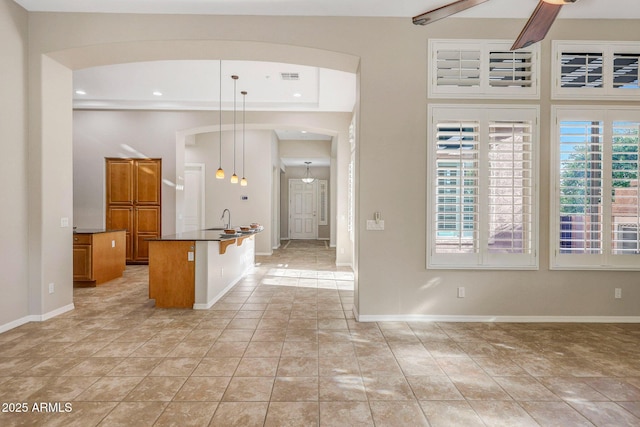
[553,41,640,99]
[552,107,640,270]
[436,49,481,88]
[428,106,539,269]
[489,51,534,88]
[611,121,640,254]
[487,121,534,256]
[429,40,539,99]
[434,121,480,255]
[557,121,603,255]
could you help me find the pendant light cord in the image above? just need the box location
[218,61,222,169]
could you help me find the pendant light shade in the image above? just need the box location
[240,90,248,187]
[301,161,315,183]
[216,60,225,179]
[230,75,239,184]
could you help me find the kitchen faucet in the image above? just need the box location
[221,209,231,229]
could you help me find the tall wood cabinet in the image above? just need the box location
[106,158,161,264]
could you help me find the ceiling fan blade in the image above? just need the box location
[413,0,490,25]
[511,1,562,50]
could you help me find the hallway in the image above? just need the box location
[0,241,639,426]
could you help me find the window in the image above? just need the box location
[318,180,328,226]
[429,40,540,99]
[552,41,640,100]
[551,107,640,270]
[428,105,539,269]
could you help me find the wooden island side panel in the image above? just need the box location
[149,240,195,308]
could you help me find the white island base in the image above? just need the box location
[193,237,255,309]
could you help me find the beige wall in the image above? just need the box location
[0,0,29,330]
[8,9,640,331]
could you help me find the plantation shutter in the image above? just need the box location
[557,120,604,254]
[560,52,604,88]
[487,121,534,254]
[611,121,640,254]
[489,51,534,88]
[613,53,640,90]
[435,49,481,88]
[434,121,480,255]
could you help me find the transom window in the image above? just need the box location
[553,41,640,100]
[429,40,540,100]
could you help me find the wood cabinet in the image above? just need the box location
[148,240,196,308]
[73,230,126,286]
[106,158,161,264]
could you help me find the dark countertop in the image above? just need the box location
[74,229,126,234]
[151,227,263,242]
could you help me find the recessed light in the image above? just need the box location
[153,91,163,96]
[75,90,86,95]
[293,93,302,98]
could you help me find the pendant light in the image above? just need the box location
[240,90,248,187]
[302,161,315,183]
[215,60,225,179]
[230,75,239,184]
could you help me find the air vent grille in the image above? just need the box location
[281,72,300,81]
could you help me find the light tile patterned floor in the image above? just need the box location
[1,240,640,426]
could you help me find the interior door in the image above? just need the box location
[289,179,317,239]
[183,164,205,232]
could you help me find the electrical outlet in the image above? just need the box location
[220,267,224,277]
[615,288,622,299]
[60,217,69,228]
[458,287,465,298]
[48,283,55,294]
[112,240,116,248]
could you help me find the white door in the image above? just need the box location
[289,179,317,239]
[183,163,205,232]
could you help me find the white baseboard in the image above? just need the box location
[0,303,75,333]
[335,262,353,268]
[355,314,640,323]
[256,251,273,256]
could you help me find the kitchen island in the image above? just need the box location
[148,228,261,309]
[73,229,126,286]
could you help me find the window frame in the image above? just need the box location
[552,41,640,100]
[428,39,541,100]
[550,106,640,270]
[427,105,540,270]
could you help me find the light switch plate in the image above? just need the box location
[60,217,69,228]
[366,220,384,231]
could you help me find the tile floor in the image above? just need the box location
[1,240,640,426]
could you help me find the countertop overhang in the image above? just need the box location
[151,227,263,242]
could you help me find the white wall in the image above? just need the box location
[0,0,29,330]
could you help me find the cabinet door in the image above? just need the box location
[73,244,92,281]
[135,159,161,205]
[107,206,133,262]
[134,206,160,262]
[106,159,134,205]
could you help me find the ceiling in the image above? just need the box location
[13,0,640,19]
[21,0,640,166]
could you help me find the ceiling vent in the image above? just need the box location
[280,72,300,81]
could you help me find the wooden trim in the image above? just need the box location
[219,239,236,254]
